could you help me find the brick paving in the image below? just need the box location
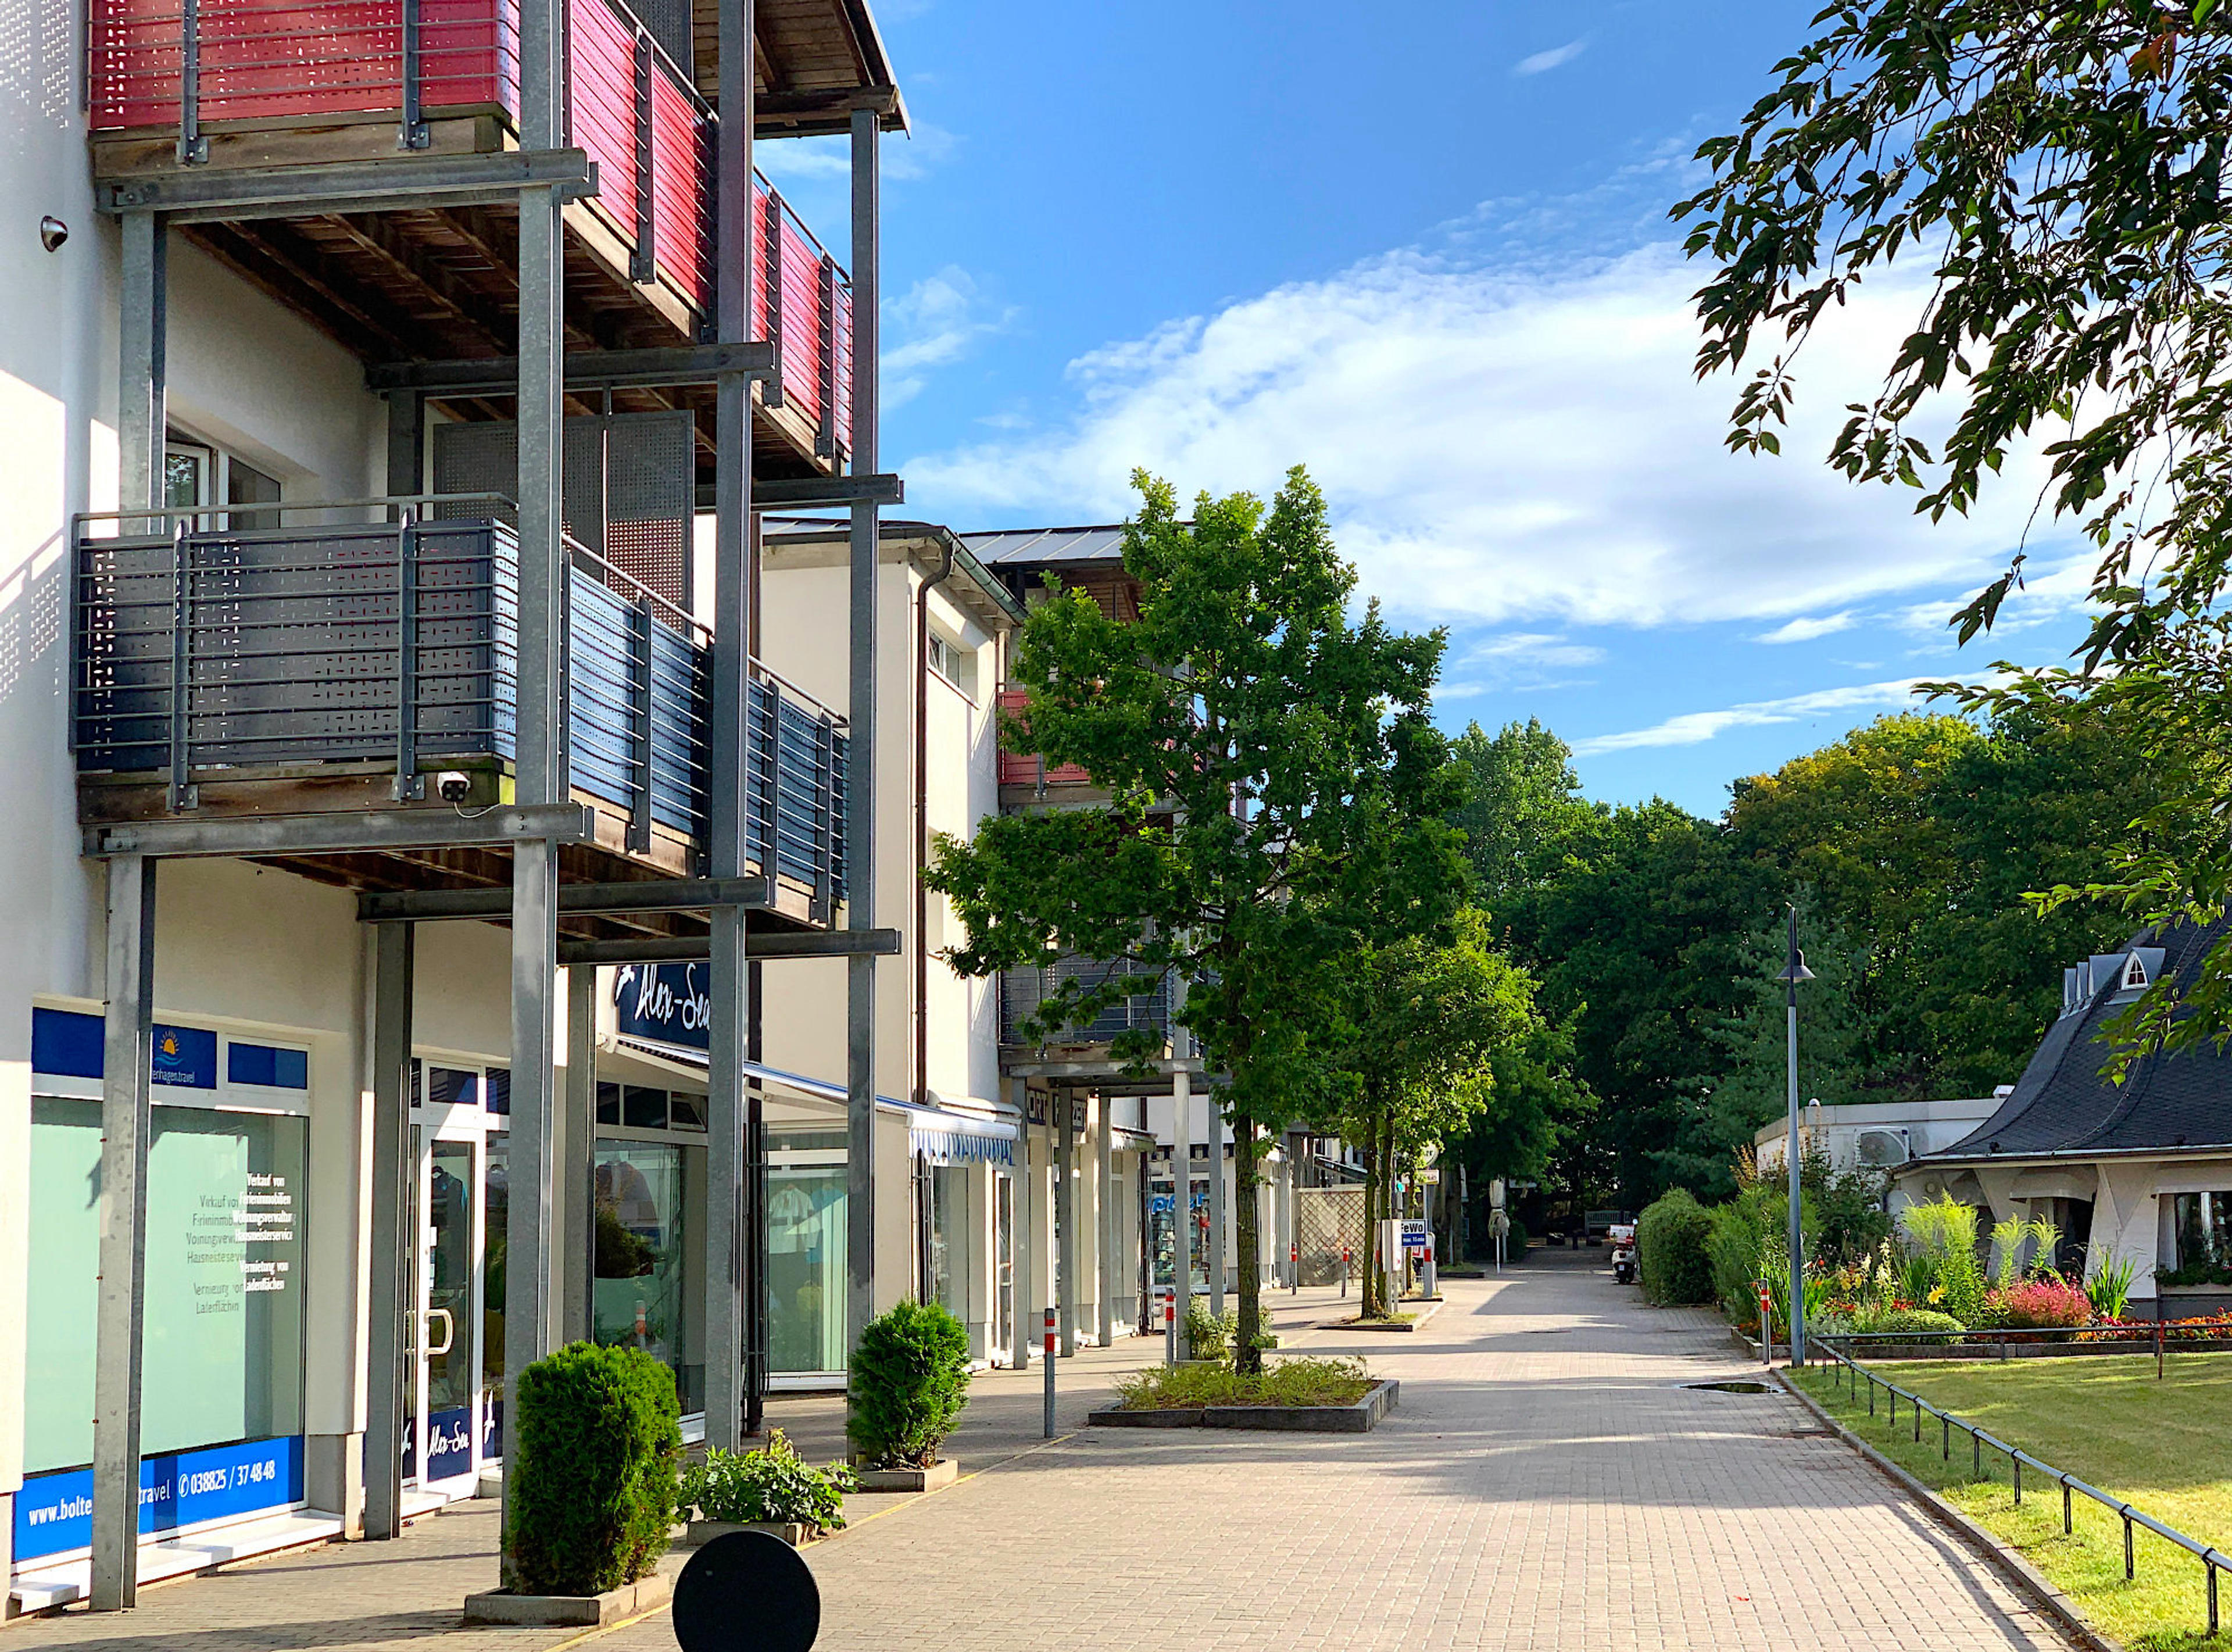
[5,1251,2076,1651]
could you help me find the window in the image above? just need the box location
[2172,1191,2232,1279]
[927,631,974,698]
[164,431,284,530]
[594,1141,700,1410]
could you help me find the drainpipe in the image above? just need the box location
[914,536,958,1106]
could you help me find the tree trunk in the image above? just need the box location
[1233,1122,1264,1375]
[1361,1113,1386,1320]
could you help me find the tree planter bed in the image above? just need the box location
[678,1521,814,1547]
[1089,1379,1398,1433]
[463,1565,675,1628]
[853,1460,958,1493]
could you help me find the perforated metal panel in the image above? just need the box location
[430,412,693,604]
[1296,1188,1367,1286]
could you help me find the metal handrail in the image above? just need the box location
[1815,1337,2231,1633]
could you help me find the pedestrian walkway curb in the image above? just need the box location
[1777,1371,2117,1652]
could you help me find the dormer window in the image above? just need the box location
[2124,952,2151,991]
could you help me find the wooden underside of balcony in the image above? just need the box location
[78,766,834,940]
[91,118,836,480]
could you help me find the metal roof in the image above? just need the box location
[960,526,1130,566]
[1922,917,2232,1163]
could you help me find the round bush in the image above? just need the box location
[1637,1189,1716,1305]
[846,1299,972,1469]
[507,1341,680,1597]
[1864,1308,1965,1338]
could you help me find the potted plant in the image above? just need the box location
[846,1300,971,1490]
[466,1342,681,1626]
[679,1430,856,1546]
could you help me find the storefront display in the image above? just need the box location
[593,1140,702,1412]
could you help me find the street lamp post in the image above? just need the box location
[1777,904,1815,1365]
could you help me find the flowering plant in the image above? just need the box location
[1991,1276,2092,1330]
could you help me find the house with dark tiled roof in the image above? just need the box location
[1893,918,2232,1319]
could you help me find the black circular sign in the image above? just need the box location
[672,1530,820,1652]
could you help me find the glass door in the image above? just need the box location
[993,1173,1014,1363]
[419,1138,477,1491]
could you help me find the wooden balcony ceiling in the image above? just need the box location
[709,0,907,134]
[191,198,832,480]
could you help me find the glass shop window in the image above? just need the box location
[594,1141,700,1411]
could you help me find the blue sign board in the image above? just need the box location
[425,1406,473,1484]
[614,964,711,1056]
[151,1024,219,1089]
[30,1009,223,1090]
[16,1435,303,1562]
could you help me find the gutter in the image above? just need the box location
[1905,1142,2232,1171]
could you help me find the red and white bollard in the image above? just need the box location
[1043,1306,1058,1436]
[1341,1246,1352,1297]
[1290,1241,1300,1295]
[1162,1285,1178,1367]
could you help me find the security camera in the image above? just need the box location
[436,771,473,803]
[38,217,66,253]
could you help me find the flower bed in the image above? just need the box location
[1110,1357,1372,1411]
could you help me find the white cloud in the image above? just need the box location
[1515,39,1589,76]
[1571,675,1988,755]
[882,267,1016,410]
[1755,612,1858,645]
[1437,631,1607,697]
[904,242,2079,633]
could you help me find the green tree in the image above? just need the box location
[1676,2,2232,1050]
[1333,910,1543,1317]
[1448,719,1601,911]
[925,467,1470,1374]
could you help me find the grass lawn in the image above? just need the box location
[1794,1356,2232,1651]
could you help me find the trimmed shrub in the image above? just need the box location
[1861,1307,1965,1338]
[1993,1276,2092,1329]
[1637,1190,1715,1306]
[846,1299,972,1469]
[680,1429,857,1533]
[507,1341,680,1597]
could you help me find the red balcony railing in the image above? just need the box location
[996,687,1092,789]
[88,0,851,462]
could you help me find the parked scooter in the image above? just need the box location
[1608,1221,1638,1285]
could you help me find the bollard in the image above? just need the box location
[1341,1247,1351,1297]
[1162,1286,1178,1368]
[1290,1242,1299,1295]
[1422,1233,1436,1299]
[1043,1307,1057,1438]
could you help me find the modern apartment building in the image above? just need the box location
[2,0,909,1612]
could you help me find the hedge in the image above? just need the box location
[1636,1189,1716,1306]
[846,1300,972,1469]
[507,1341,680,1597]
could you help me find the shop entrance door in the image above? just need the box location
[414,1136,479,1494]
[993,1172,1014,1363]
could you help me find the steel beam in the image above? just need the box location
[558,928,900,967]
[366,342,773,396]
[844,99,882,1363]
[98,149,596,221]
[385,390,425,503]
[118,213,166,516]
[753,86,906,135]
[90,856,156,1610]
[741,474,904,510]
[1208,1100,1226,1318]
[363,921,413,1541]
[359,875,771,923]
[514,192,565,805]
[85,802,593,859]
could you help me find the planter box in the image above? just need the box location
[677,1520,810,1547]
[853,1459,958,1493]
[463,1566,674,1628]
[1089,1379,1398,1434]
[1326,1301,1442,1333]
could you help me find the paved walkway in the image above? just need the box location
[5,1253,2074,1650]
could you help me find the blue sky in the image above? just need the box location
[760,1,2100,818]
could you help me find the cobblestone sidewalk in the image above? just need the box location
[4,1256,2076,1651]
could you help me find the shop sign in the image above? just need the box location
[614,964,712,1055]
[151,1025,218,1089]
[910,1127,1015,1167]
[1400,1219,1429,1253]
[15,1435,303,1562]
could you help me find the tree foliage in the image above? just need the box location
[1676,0,2232,1050]
[925,466,1470,1373]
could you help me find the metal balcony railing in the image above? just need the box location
[87,0,853,462]
[1000,956,1172,1047]
[70,500,847,906]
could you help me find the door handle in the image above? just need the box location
[424,1306,455,1357]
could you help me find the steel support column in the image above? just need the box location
[500,839,557,1583]
[1057,1088,1076,1357]
[385,390,425,502]
[364,921,414,1540]
[90,857,157,1609]
[700,0,754,1454]
[1010,1076,1031,1371]
[1096,1097,1115,1347]
[1208,1100,1226,1318]
[843,101,882,1355]
[119,213,166,515]
[1172,1038,1192,1361]
[562,965,596,1345]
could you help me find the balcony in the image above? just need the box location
[70,505,847,924]
[87,0,854,471]
[995,686,1093,794]
[1000,956,1171,1049]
